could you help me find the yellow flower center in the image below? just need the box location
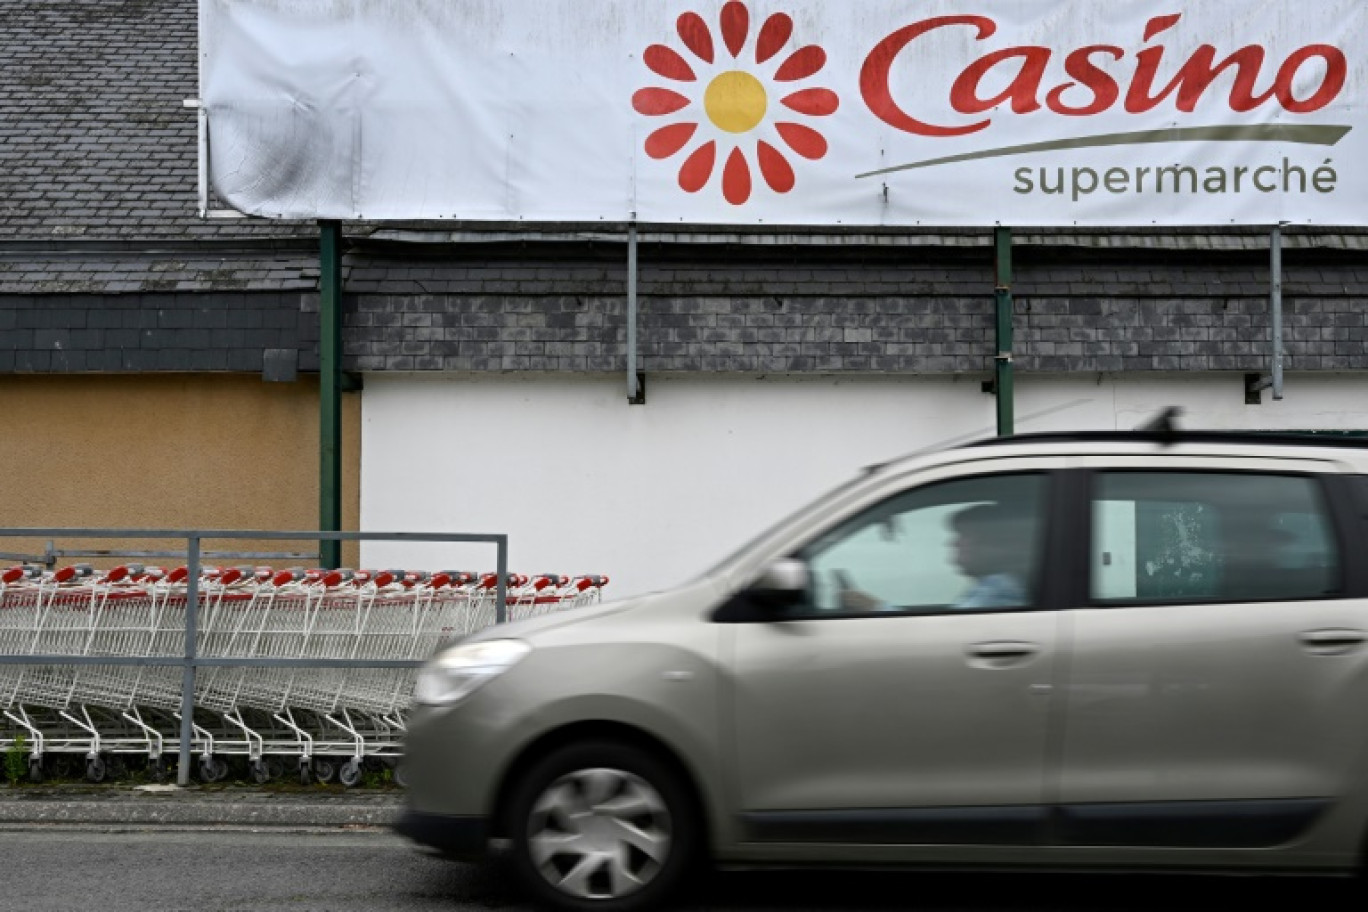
[704,71,767,133]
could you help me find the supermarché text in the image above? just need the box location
[1012,158,1338,202]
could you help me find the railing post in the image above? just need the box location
[1271,223,1285,400]
[177,535,201,786]
[994,226,1015,437]
[319,220,343,568]
[495,534,508,624]
[626,220,645,405]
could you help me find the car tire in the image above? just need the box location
[507,740,697,912]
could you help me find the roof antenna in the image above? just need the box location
[1137,406,1183,439]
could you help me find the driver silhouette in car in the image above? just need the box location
[839,502,1029,612]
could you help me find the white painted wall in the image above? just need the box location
[359,373,1368,600]
[1013,375,1368,435]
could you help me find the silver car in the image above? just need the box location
[397,421,1368,911]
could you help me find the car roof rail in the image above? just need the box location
[962,428,1368,450]
[960,404,1368,451]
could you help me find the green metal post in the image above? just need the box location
[319,221,342,569]
[993,226,1015,437]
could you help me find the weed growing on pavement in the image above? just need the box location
[4,734,27,785]
[360,766,393,789]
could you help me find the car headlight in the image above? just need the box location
[412,639,532,707]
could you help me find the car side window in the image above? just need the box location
[1349,475,1368,519]
[792,473,1049,617]
[1090,471,1341,604]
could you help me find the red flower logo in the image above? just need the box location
[633,1,839,206]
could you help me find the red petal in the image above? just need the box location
[722,147,751,205]
[644,44,696,81]
[774,45,826,81]
[780,88,839,116]
[775,122,828,160]
[757,141,794,193]
[632,88,691,116]
[755,13,792,64]
[720,1,749,59]
[645,123,698,159]
[676,12,713,64]
[678,141,716,193]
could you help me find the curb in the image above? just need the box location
[0,786,405,829]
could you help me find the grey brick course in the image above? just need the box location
[149,252,1368,374]
[311,244,1368,375]
[0,289,307,373]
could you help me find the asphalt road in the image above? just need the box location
[0,828,1359,912]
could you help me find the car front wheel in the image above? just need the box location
[508,740,697,912]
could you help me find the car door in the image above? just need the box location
[1057,457,1368,848]
[723,465,1066,847]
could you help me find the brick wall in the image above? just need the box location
[3,241,1366,375]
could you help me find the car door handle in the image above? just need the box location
[1298,629,1366,655]
[967,641,1041,666]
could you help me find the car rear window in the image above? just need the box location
[1091,471,1341,604]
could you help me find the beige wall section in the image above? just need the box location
[0,374,361,570]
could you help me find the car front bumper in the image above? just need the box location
[393,808,489,862]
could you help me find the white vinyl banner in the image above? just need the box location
[200,0,1366,226]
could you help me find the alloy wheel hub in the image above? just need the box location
[527,766,673,900]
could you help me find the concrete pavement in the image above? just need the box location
[0,783,405,829]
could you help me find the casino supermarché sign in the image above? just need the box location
[200,0,1365,226]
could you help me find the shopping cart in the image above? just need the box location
[0,561,608,784]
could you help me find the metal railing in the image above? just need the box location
[0,528,508,785]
